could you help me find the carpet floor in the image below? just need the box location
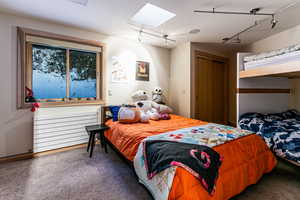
[0,145,299,200]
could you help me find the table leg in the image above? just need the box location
[87,132,92,152]
[100,132,104,148]
[103,133,108,153]
[90,133,95,158]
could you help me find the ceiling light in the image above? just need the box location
[131,3,176,27]
[68,0,88,6]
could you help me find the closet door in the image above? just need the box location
[195,55,228,124]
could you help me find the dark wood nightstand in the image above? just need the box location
[85,124,109,158]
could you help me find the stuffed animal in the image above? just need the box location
[132,89,172,122]
[136,101,160,121]
[151,101,173,114]
[25,87,40,112]
[135,101,172,121]
[152,87,164,104]
[131,90,148,102]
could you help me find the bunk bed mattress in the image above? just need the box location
[239,110,300,165]
[105,115,277,200]
[243,43,300,70]
[244,50,300,70]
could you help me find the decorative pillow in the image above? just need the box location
[118,107,141,123]
[109,106,121,122]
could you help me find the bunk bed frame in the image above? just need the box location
[240,60,300,78]
[237,52,300,167]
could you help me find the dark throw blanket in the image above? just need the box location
[143,140,223,195]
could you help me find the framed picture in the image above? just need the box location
[111,56,129,83]
[136,61,150,81]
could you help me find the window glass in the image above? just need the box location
[69,50,97,98]
[32,44,67,100]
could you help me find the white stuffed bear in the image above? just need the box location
[136,101,160,121]
[131,89,173,122]
[131,90,148,102]
[135,101,173,121]
[131,90,151,122]
[152,102,173,114]
[152,87,164,104]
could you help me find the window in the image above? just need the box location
[17,27,105,108]
[69,50,97,99]
[32,44,67,100]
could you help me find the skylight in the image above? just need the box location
[131,3,176,27]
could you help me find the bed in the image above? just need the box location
[102,107,277,200]
[243,43,300,70]
[239,110,300,166]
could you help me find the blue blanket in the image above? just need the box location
[239,110,300,165]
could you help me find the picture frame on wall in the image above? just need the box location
[136,61,150,81]
[111,56,129,83]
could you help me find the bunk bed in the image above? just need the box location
[237,46,300,167]
[239,44,300,78]
[239,110,300,166]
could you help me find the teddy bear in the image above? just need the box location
[131,90,148,102]
[136,101,160,121]
[152,87,164,104]
[131,90,173,122]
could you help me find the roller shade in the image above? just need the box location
[26,35,102,52]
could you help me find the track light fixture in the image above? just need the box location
[131,26,176,44]
[194,7,274,17]
[195,1,300,44]
[222,21,258,44]
[138,30,142,42]
[271,15,278,29]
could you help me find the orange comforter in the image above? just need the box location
[105,115,277,200]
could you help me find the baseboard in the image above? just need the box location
[0,143,88,164]
[0,152,34,163]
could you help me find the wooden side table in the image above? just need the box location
[85,124,109,158]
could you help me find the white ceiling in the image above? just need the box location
[0,0,300,47]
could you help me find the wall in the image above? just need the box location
[169,42,242,123]
[0,12,170,158]
[245,24,300,111]
[169,42,191,117]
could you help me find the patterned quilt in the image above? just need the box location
[133,123,253,200]
[239,110,300,165]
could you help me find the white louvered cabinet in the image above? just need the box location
[33,106,101,153]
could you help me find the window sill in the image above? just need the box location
[20,100,106,109]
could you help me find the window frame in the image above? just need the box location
[17,27,106,109]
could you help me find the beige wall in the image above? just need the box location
[169,42,191,117]
[245,24,300,111]
[0,12,171,158]
[169,42,240,123]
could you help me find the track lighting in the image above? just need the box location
[194,7,273,17]
[132,27,176,43]
[138,30,142,42]
[271,15,278,29]
[232,35,241,44]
